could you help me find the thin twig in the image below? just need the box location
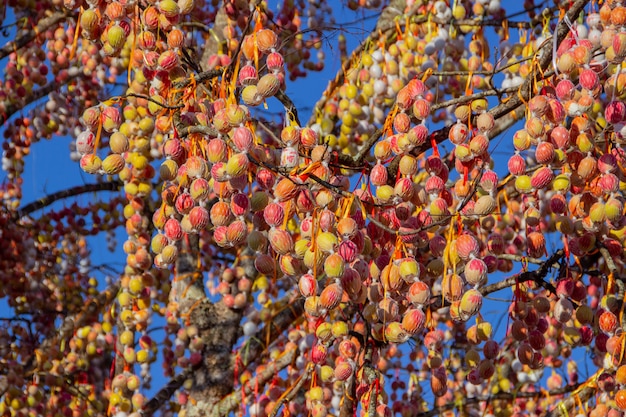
[480,250,564,296]
[121,93,185,109]
[339,374,357,417]
[429,86,519,112]
[544,373,599,417]
[256,120,282,144]
[336,128,383,169]
[173,68,223,89]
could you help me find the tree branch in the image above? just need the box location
[307,0,421,126]
[410,382,587,417]
[429,86,519,112]
[487,0,588,121]
[339,373,356,417]
[336,128,383,169]
[0,11,69,60]
[599,246,618,274]
[269,362,314,417]
[210,345,298,417]
[172,236,244,415]
[238,290,304,368]
[140,367,194,416]
[544,373,599,417]
[1,72,80,125]
[480,250,564,296]
[275,90,301,126]
[15,180,123,219]
[27,282,120,377]
[497,254,548,265]
[173,68,223,89]
[177,124,220,138]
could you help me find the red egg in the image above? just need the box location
[298,271,317,297]
[266,51,284,72]
[370,163,388,186]
[188,206,209,231]
[164,218,183,241]
[401,308,426,334]
[555,79,575,100]
[507,153,526,176]
[549,125,570,149]
[579,68,599,90]
[238,64,258,86]
[456,234,479,260]
[408,124,428,147]
[606,101,626,124]
[465,258,488,287]
[449,122,469,145]
[599,311,618,334]
[407,280,430,306]
[268,227,293,255]
[530,166,554,190]
[526,231,546,258]
[319,283,343,310]
[535,141,555,164]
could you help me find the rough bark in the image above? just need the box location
[185,300,242,417]
[173,235,243,416]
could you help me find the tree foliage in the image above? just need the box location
[1,0,625,416]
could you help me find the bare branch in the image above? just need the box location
[410,382,587,417]
[177,124,220,138]
[599,246,618,274]
[336,128,383,169]
[480,250,564,296]
[339,375,356,417]
[429,86,519,112]
[122,93,185,110]
[0,11,69,60]
[275,90,301,126]
[173,236,243,412]
[1,72,80,125]
[544,377,598,417]
[140,367,194,416]
[173,68,223,89]
[497,254,548,265]
[15,181,123,219]
[269,362,314,417]
[488,0,588,121]
[210,346,298,417]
